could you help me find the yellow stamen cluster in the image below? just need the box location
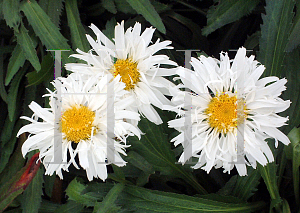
[61,105,96,143]
[205,94,247,133]
[112,59,140,90]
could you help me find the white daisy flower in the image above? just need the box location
[65,21,177,124]
[168,47,290,176]
[17,73,141,181]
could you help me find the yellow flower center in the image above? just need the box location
[61,105,96,143]
[205,94,247,133]
[112,59,140,90]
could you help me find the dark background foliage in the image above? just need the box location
[0,0,300,212]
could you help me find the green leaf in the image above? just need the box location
[114,0,136,14]
[65,178,98,207]
[0,54,7,102]
[125,0,166,34]
[65,0,90,52]
[202,0,259,36]
[7,63,27,121]
[0,120,21,174]
[54,201,84,213]
[128,117,207,194]
[21,168,43,213]
[151,0,170,13]
[93,183,124,213]
[21,0,73,65]
[232,168,261,201]
[258,162,281,210]
[44,175,56,198]
[15,23,41,72]
[39,200,60,212]
[286,1,300,52]
[101,0,117,14]
[2,0,21,30]
[102,17,117,41]
[119,186,265,212]
[218,168,261,201]
[39,0,65,27]
[125,151,154,174]
[280,48,300,133]
[287,127,300,206]
[257,0,295,77]
[26,53,53,87]
[5,44,26,86]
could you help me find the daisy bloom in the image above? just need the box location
[168,47,290,176]
[65,21,177,124]
[17,73,141,181]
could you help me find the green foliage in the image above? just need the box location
[125,0,166,34]
[202,0,260,36]
[258,0,295,77]
[286,127,300,207]
[21,168,44,213]
[118,186,265,212]
[26,54,53,87]
[15,23,41,72]
[21,0,73,64]
[218,168,261,201]
[65,0,90,52]
[5,44,26,86]
[39,0,65,27]
[0,0,300,212]
[128,117,207,194]
[2,0,21,30]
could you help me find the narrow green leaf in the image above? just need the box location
[280,48,300,133]
[286,1,300,52]
[218,168,261,201]
[258,162,281,210]
[0,54,7,102]
[151,0,170,13]
[0,133,26,188]
[119,186,265,212]
[125,151,154,174]
[54,201,84,213]
[232,168,261,201]
[282,198,291,213]
[39,200,60,212]
[101,0,117,14]
[65,178,98,207]
[114,0,136,14]
[39,0,65,27]
[21,168,44,213]
[202,0,259,36]
[15,23,41,72]
[257,0,295,77]
[93,183,124,213]
[102,17,117,41]
[21,0,73,65]
[287,127,300,207]
[65,0,90,52]
[0,120,21,174]
[125,0,166,34]
[26,53,53,87]
[7,63,27,121]
[44,175,56,198]
[128,117,207,194]
[5,44,26,86]
[2,0,21,30]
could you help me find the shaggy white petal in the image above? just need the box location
[18,73,141,181]
[169,47,290,176]
[65,21,177,124]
